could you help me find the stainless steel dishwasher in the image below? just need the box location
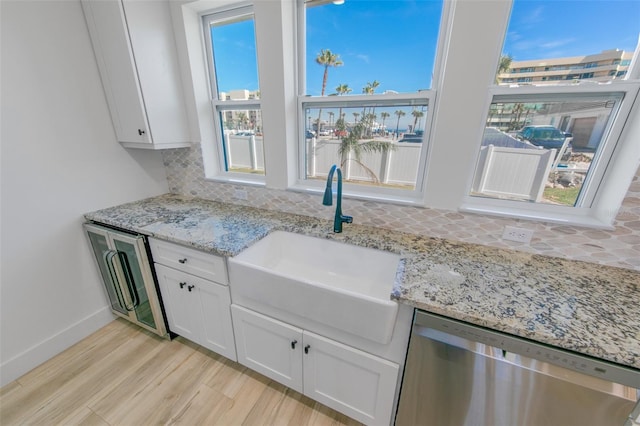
[396,310,640,426]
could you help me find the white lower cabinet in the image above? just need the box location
[151,239,236,361]
[231,305,398,425]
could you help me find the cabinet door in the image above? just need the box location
[198,280,236,361]
[121,0,191,146]
[81,0,150,145]
[303,331,399,426]
[231,305,303,393]
[155,264,202,342]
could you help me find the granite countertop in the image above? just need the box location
[85,193,640,370]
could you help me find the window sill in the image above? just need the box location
[204,175,266,188]
[459,199,615,230]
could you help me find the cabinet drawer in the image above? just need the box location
[149,238,228,284]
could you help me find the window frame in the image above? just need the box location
[202,4,265,184]
[293,0,450,204]
[171,0,640,229]
[295,92,435,203]
[458,0,640,229]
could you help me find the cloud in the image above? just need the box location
[356,54,370,64]
[540,38,577,49]
[518,5,544,26]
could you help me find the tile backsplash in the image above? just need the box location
[163,144,640,271]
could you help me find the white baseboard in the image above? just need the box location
[0,307,115,387]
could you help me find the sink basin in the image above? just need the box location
[228,231,401,344]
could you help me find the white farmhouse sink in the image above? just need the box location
[228,231,401,344]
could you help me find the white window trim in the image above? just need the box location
[460,68,640,230]
[294,92,434,203]
[294,0,451,204]
[201,4,266,185]
[170,0,640,229]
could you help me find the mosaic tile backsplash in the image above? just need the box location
[162,144,640,271]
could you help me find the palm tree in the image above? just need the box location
[335,83,352,128]
[315,50,343,132]
[335,83,352,96]
[496,54,513,84]
[337,122,395,183]
[352,112,360,123]
[362,80,380,135]
[411,109,424,133]
[316,49,343,96]
[380,112,390,136]
[236,112,248,130]
[394,110,406,138]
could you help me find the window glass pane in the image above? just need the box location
[219,109,264,175]
[209,14,259,99]
[472,93,622,206]
[305,0,443,95]
[497,0,639,84]
[304,103,428,190]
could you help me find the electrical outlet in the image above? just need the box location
[233,189,248,200]
[502,226,534,243]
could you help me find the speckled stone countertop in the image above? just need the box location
[85,193,640,370]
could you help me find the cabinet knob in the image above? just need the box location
[304,344,310,354]
[138,129,146,136]
[187,285,195,292]
[291,340,297,350]
[178,258,187,264]
[179,282,186,289]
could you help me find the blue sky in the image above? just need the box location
[211,0,639,95]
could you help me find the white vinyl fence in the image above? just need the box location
[306,139,421,186]
[225,135,555,200]
[471,145,555,202]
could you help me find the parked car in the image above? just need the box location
[318,129,331,136]
[516,125,572,160]
[305,130,315,139]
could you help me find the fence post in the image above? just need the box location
[249,135,258,171]
[308,137,316,177]
[224,132,233,170]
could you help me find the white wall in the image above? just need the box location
[0,0,169,386]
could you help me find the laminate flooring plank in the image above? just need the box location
[85,335,182,414]
[213,369,272,425]
[99,343,215,425]
[165,382,234,425]
[0,319,362,426]
[203,356,250,399]
[268,387,317,426]
[55,406,110,426]
[241,380,289,425]
[20,325,162,425]
[0,320,137,425]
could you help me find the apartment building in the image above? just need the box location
[498,49,633,85]
[219,89,261,133]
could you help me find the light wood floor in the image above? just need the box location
[0,319,362,426]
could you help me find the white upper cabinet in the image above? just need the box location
[82,0,193,149]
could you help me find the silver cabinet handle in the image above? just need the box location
[104,250,126,310]
[117,251,140,310]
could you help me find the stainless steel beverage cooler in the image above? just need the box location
[84,223,167,338]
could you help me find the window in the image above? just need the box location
[466,0,639,226]
[203,7,265,178]
[297,0,444,200]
